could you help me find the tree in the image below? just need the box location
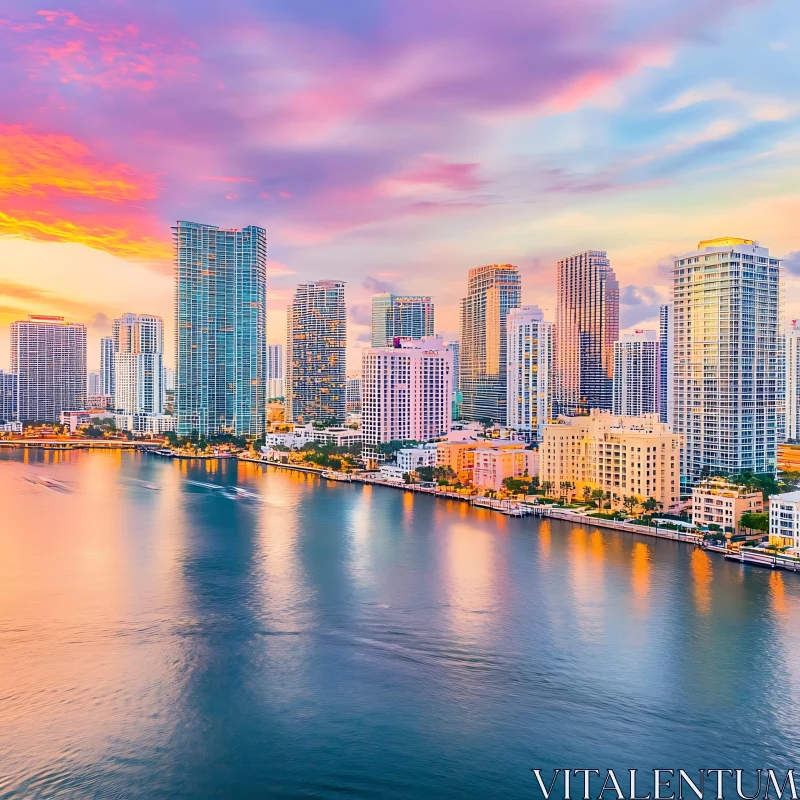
[433,465,456,483]
[642,497,660,514]
[541,481,553,497]
[591,489,606,509]
[416,466,435,483]
[582,486,592,504]
[739,511,769,533]
[622,495,640,515]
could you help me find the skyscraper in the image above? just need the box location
[555,250,619,415]
[659,304,673,424]
[267,343,284,399]
[286,281,346,424]
[10,315,87,421]
[113,313,164,416]
[612,330,660,417]
[174,221,267,437]
[506,305,553,441]
[371,293,435,347]
[87,371,101,397]
[672,237,780,487]
[100,335,115,398]
[446,341,460,392]
[786,320,800,442]
[362,338,452,454]
[0,370,18,423]
[459,264,521,423]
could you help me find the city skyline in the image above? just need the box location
[0,1,798,370]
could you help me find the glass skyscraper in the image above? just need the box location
[371,293,434,347]
[459,264,521,423]
[672,237,781,488]
[286,280,347,424]
[659,304,672,424]
[555,250,619,415]
[100,335,115,398]
[173,221,267,438]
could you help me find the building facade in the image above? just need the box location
[659,304,672,424]
[473,445,538,491]
[114,313,164,416]
[0,370,18,423]
[371,293,434,347]
[612,330,660,417]
[87,371,100,397]
[540,411,681,510]
[506,305,553,441]
[691,479,763,534]
[555,250,619,415]
[100,335,115,398]
[446,341,460,392]
[346,377,362,413]
[786,320,800,442]
[267,343,284,400]
[286,280,347,424]
[174,221,267,437]
[672,238,781,488]
[361,338,453,455]
[770,491,800,548]
[10,316,87,422]
[459,264,521,423]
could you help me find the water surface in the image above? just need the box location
[1,449,799,798]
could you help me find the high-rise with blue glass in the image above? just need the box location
[173,221,267,438]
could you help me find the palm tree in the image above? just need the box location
[582,486,592,504]
[541,481,552,497]
[642,496,660,515]
[591,488,605,509]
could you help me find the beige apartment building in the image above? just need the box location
[540,410,682,510]
[473,446,539,491]
[691,479,763,533]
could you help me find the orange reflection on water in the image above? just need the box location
[690,548,712,616]
[539,520,552,563]
[769,571,788,616]
[568,527,604,639]
[631,542,651,611]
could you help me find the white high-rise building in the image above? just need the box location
[612,330,660,417]
[786,320,800,442]
[346,377,362,412]
[506,305,553,441]
[100,335,115,398]
[10,315,87,421]
[672,238,781,488]
[87,370,101,396]
[362,338,453,456]
[659,304,673,425]
[0,369,18,423]
[267,343,284,399]
[114,313,164,416]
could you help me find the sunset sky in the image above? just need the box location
[0,0,799,371]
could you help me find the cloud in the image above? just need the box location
[620,284,664,328]
[0,279,108,320]
[784,251,800,276]
[361,275,396,294]
[348,302,373,326]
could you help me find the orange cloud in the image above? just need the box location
[0,124,157,202]
[0,126,169,264]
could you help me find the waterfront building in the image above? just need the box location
[459,264,521,423]
[672,238,781,488]
[114,413,176,435]
[555,250,619,415]
[506,305,553,441]
[446,341,460,392]
[87,371,100,397]
[659,305,673,424]
[114,313,164,417]
[0,370,18,423]
[346,377,362,413]
[361,337,452,456]
[612,330,660,417]
[10,315,86,422]
[371,293,434,347]
[264,424,361,450]
[87,394,113,410]
[0,421,22,433]
[397,444,439,475]
[769,491,800,548]
[174,221,267,438]
[100,335,115,398]
[473,445,538,491]
[59,409,111,433]
[267,343,284,400]
[286,281,346,424]
[692,478,763,534]
[786,320,800,442]
[540,410,681,510]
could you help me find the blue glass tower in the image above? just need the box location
[174,221,267,437]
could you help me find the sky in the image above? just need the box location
[1,0,799,372]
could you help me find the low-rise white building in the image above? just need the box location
[770,491,800,548]
[473,445,538,491]
[60,409,112,433]
[265,424,362,450]
[115,413,176,434]
[397,445,438,474]
[0,421,22,433]
[377,464,406,483]
[691,479,763,533]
